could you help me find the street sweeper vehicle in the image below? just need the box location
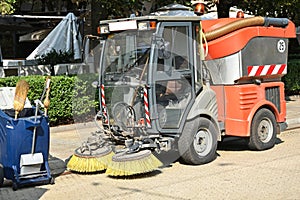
[67,4,296,176]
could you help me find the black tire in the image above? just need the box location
[248,108,277,150]
[178,117,218,165]
[12,182,18,191]
[50,177,55,185]
[0,164,3,187]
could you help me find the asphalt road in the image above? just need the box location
[1,127,299,200]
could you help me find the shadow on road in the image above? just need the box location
[0,184,48,200]
[0,154,63,193]
[217,136,284,151]
[107,170,162,180]
[48,154,67,178]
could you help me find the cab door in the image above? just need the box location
[151,22,195,133]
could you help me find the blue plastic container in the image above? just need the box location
[0,108,53,190]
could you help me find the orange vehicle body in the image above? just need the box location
[202,17,296,137]
[212,82,286,137]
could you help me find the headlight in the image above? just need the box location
[98,25,109,34]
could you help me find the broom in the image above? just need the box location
[14,79,30,119]
[67,146,114,173]
[104,55,162,176]
[105,150,162,176]
[67,140,115,173]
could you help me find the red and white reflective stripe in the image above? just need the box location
[143,86,151,128]
[248,64,287,77]
[101,84,108,123]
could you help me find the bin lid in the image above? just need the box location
[0,87,32,110]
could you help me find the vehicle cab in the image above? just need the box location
[97,4,216,142]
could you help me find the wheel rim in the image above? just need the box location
[257,117,273,143]
[193,128,213,156]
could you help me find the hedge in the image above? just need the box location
[283,59,300,95]
[0,74,99,126]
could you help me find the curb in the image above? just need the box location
[286,118,300,130]
[50,124,76,133]
[50,121,97,133]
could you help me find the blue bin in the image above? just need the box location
[0,108,53,190]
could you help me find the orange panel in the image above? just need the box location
[221,82,286,137]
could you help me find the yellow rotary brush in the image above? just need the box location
[14,79,30,119]
[67,145,114,173]
[105,150,162,176]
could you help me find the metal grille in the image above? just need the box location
[265,87,280,112]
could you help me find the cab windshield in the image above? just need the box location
[101,30,154,130]
[102,30,154,83]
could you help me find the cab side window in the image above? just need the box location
[162,26,190,71]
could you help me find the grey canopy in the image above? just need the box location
[26,13,82,61]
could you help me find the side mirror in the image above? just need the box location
[157,38,171,59]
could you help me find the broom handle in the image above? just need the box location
[15,111,19,120]
[44,90,49,116]
[31,100,39,154]
[31,78,51,154]
[44,79,51,116]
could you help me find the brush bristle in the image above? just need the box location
[106,153,162,176]
[67,151,113,173]
[66,155,104,173]
[14,80,30,117]
[96,151,114,166]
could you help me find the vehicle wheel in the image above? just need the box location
[0,164,4,187]
[12,182,18,191]
[178,117,218,165]
[248,108,277,150]
[50,177,55,185]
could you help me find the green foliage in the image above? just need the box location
[238,0,300,24]
[200,0,300,25]
[0,0,16,15]
[72,74,99,123]
[95,0,143,19]
[0,74,99,126]
[94,0,192,19]
[35,49,75,66]
[283,59,300,95]
[150,1,191,12]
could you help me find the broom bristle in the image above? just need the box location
[14,80,30,119]
[67,146,114,173]
[105,150,162,176]
[67,154,107,172]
